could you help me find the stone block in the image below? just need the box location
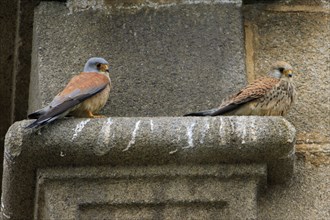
[259,159,330,219]
[244,0,329,6]
[2,116,295,219]
[36,164,265,219]
[29,0,246,117]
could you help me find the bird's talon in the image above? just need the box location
[93,115,106,118]
[86,111,106,118]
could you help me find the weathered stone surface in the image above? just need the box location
[244,0,329,7]
[2,116,295,219]
[259,159,330,219]
[29,0,246,117]
[36,164,265,219]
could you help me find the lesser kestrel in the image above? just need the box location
[26,57,111,129]
[184,61,296,117]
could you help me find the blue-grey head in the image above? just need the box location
[269,61,294,80]
[83,57,109,73]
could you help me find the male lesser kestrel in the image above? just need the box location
[184,61,296,116]
[26,57,111,129]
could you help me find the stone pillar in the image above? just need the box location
[0,0,34,196]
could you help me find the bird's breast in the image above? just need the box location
[83,84,111,112]
[255,80,295,116]
[71,84,111,116]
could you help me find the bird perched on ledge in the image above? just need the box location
[26,57,111,129]
[184,61,296,117]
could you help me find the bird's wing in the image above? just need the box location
[50,72,110,106]
[210,77,279,116]
[26,72,110,128]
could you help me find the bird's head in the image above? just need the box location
[269,61,294,80]
[83,57,109,73]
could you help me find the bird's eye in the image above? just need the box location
[96,63,101,68]
[278,68,284,73]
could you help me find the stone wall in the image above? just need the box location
[243,2,330,218]
[243,0,329,170]
[29,0,246,117]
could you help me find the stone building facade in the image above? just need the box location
[0,0,329,219]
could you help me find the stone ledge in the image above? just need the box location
[66,0,242,13]
[2,116,295,219]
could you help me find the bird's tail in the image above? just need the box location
[25,113,63,129]
[183,109,217,117]
[26,108,50,129]
[25,120,38,128]
[25,120,43,129]
[27,109,47,119]
[25,116,60,128]
[25,104,71,129]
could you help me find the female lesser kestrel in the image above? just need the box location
[184,61,296,116]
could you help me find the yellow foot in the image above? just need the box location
[86,111,107,118]
[92,115,106,118]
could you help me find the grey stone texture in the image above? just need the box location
[36,164,266,219]
[259,159,330,219]
[3,116,295,219]
[244,0,329,6]
[29,0,247,117]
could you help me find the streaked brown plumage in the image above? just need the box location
[26,57,111,129]
[184,61,296,117]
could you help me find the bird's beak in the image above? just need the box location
[100,64,109,73]
[284,69,293,78]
